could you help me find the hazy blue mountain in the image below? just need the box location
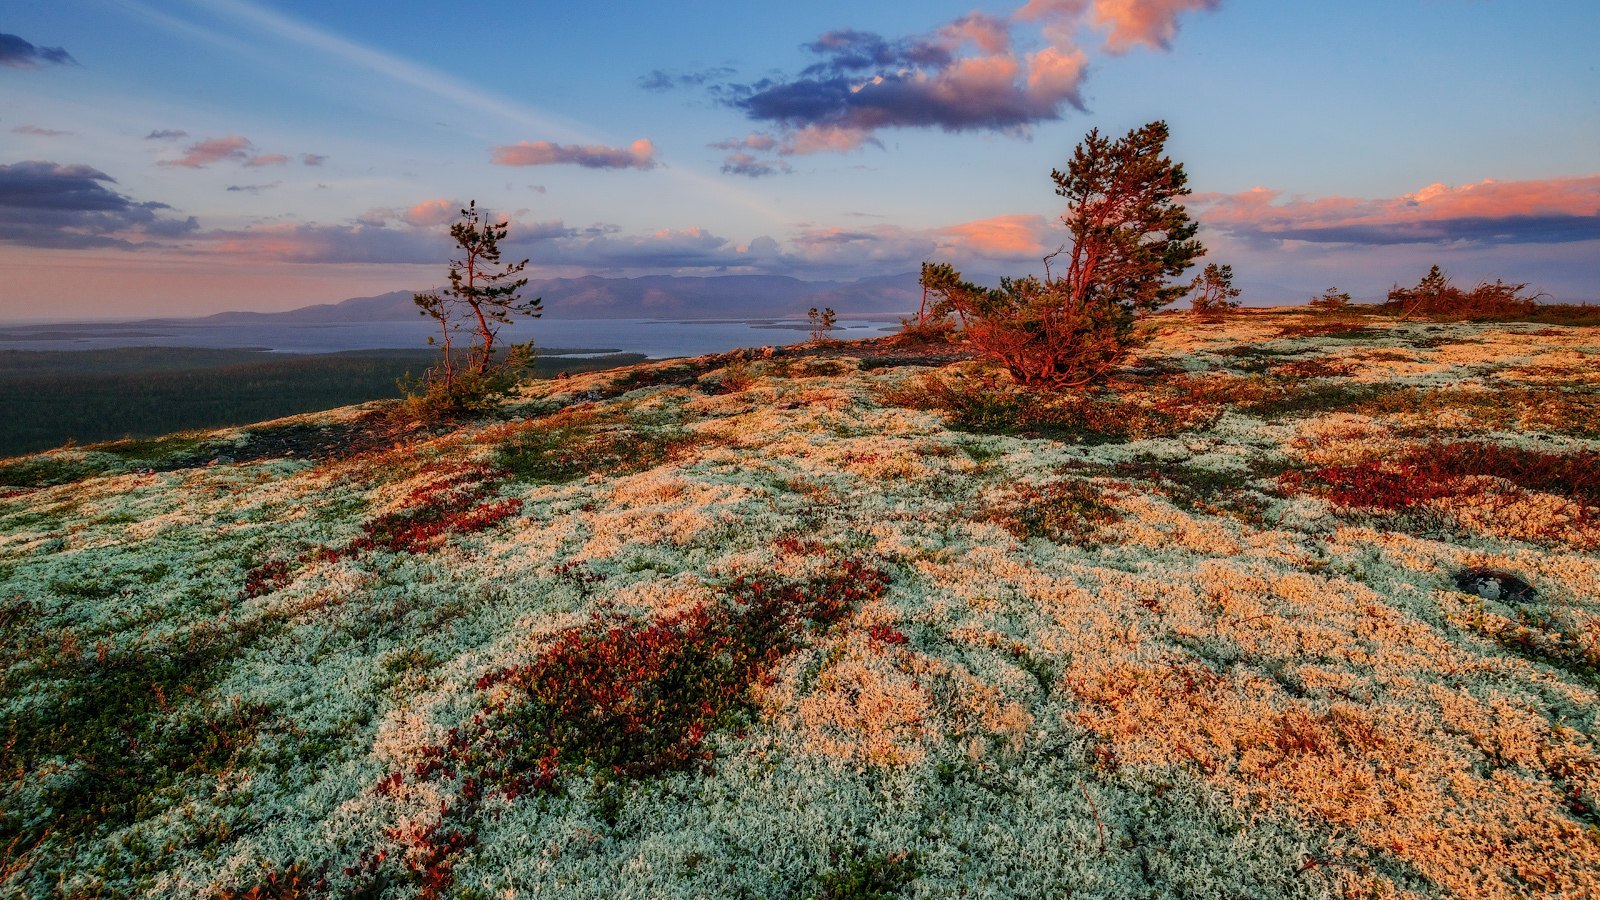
[196,273,926,324]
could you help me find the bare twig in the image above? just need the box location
[1078,780,1107,852]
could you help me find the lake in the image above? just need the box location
[0,317,903,358]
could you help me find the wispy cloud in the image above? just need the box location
[721,152,792,178]
[1195,176,1600,246]
[300,153,326,166]
[225,182,280,194]
[0,32,76,68]
[491,139,658,170]
[160,135,295,169]
[160,135,254,168]
[11,125,72,137]
[639,66,736,92]
[145,128,188,140]
[121,0,786,226]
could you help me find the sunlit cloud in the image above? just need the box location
[705,0,1208,167]
[937,214,1054,260]
[1195,176,1600,245]
[0,32,75,68]
[401,198,460,227]
[159,135,254,168]
[1015,0,1217,52]
[1090,0,1220,52]
[491,139,658,170]
[159,135,299,169]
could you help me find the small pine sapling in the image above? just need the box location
[407,201,543,415]
[808,306,837,342]
[1189,263,1242,316]
[1309,287,1352,312]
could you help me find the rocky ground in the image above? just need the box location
[2,310,1597,898]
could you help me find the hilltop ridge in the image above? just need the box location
[2,311,1598,897]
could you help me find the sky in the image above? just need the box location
[1,0,1597,319]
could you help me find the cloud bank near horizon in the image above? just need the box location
[1196,176,1600,246]
[3,161,1595,299]
[0,161,197,250]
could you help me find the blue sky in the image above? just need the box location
[2,0,1597,317]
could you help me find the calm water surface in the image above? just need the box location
[0,318,899,357]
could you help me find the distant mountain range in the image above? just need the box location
[195,273,929,324]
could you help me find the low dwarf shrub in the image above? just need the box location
[877,371,1217,442]
[355,560,890,897]
[988,479,1120,544]
[1281,441,1599,511]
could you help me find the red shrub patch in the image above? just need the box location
[1279,461,1462,511]
[354,559,890,897]
[1428,442,1600,507]
[867,623,909,647]
[243,467,522,599]
[241,559,294,599]
[1280,442,1600,512]
[351,466,519,555]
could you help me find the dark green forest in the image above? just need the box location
[0,347,645,457]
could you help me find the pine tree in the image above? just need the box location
[917,121,1204,387]
[1189,263,1242,315]
[408,201,542,413]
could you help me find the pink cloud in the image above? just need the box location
[782,125,880,155]
[402,198,460,227]
[491,138,657,170]
[1195,176,1600,245]
[937,214,1053,259]
[1014,0,1215,53]
[244,153,289,168]
[161,135,255,168]
[938,13,1014,54]
[1091,0,1220,52]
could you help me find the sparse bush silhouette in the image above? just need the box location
[406,201,543,416]
[918,121,1203,387]
[1189,263,1241,316]
[1379,265,1542,321]
[807,306,837,342]
[1309,287,1352,312]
